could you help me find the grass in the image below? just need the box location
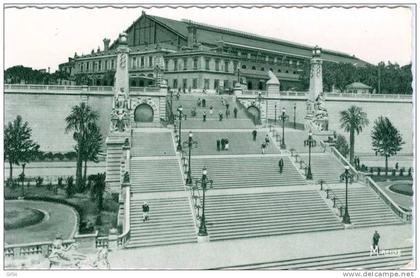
[4,184,118,236]
[371,175,413,182]
[389,183,413,197]
[5,207,45,230]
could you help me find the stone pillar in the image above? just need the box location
[307,45,323,118]
[108,228,119,251]
[233,83,243,96]
[114,33,130,92]
[266,71,280,97]
[74,231,98,252]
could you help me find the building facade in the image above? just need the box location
[59,11,366,92]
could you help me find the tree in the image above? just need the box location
[65,103,99,192]
[4,115,40,181]
[371,116,404,175]
[335,134,349,158]
[81,123,103,188]
[339,106,369,166]
[90,173,106,211]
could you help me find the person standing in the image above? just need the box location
[209,105,214,115]
[225,138,229,151]
[217,139,221,151]
[197,98,201,107]
[202,98,206,107]
[395,162,399,170]
[219,112,223,121]
[142,201,150,222]
[372,230,380,251]
[221,138,226,150]
[226,109,230,119]
[278,158,284,173]
[203,111,207,122]
[233,107,238,118]
[252,130,257,141]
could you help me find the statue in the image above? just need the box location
[48,239,87,269]
[91,247,110,269]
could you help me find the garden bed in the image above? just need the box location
[5,207,45,230]
[4,184,118,236]
[389,182,413,196]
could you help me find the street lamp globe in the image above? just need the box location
[282,107,286,114]
[178,105,183,112]
[345,165,350,171]
[309,131,313,137]
[202,167,207,177]
[189,131,193,138]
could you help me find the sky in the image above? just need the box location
[4,5,413,71]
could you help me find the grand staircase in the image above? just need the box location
[190,156,306,190]
[300,153,346,183]
[205,190,343,241]
[131,131,175,157]
[212,246,413,270]
[331,186,405,228]
[127,197,197,248]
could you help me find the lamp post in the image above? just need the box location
[280,107,288,149]
[175,105,187,152]
[194,167,213,236]
[274,104,277,124]
[340,166,354,224]
[256,92,262,124]
[293,103,296,129]
[237,68,240,85]
[304,131,316,180]
[183,131,198,186]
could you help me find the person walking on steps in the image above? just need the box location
[202,98,206,107]
[217,139,221,151]
[252,130,257,141]
[261,142,266,155]
[142,201,150,222]
[226,109,230,119]
[279,158,284,173]
[233,107,238,118]
[265,134,270,145]
[203,111,207,122]
[219,112,223,121]
[372,231,380,251]
[197,98,201,107]
[209,105,214,115]
[224,138,229,151]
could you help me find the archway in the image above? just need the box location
[134,103,154,122]
[247,105,260,122]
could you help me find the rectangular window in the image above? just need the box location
[183,59,188,70]
[233,61,238,72]
[182,78,187,88]
[140,57,145,67]
[173,79,178,88]
[205,59,210,70]
[224,80,229,88]
[98,61,102,71]
[132,57,136,68]
[193,58,198,70]
[214,79,220,89]
[174,60,178,71]
[111,59,115,69]
[225,61,229,72]
[215,60,220,71]
[192,78,198,89]
[164,60,168,71]
[204,79,210,89]
[149,56,153,67]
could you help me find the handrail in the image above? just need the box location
[330,147,359,181]
[236,98,260,125]
[366,176,412,222]
[5,239,75,258]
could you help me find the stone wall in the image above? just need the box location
[5,93,113,152]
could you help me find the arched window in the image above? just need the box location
[241,65,247,69]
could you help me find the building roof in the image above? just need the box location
[346,82,372,89]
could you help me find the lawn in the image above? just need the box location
[4,183,119,237]
[5,206,45,230]
[389,183,413,197]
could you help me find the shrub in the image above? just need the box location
[44,152,54,161]
[53,152,65,161]
[64,151,77,161]
[37,152,46,161]
[35,177,43,187]
[392,169,396,176]
[335,134,349,158]
[57,177,63,188]
[377,168,381,176]
[399,168,405,176]
[65,176,75,197]
[408,167,412,177]
[95,215,102,226]
[370,167,374,175]
[47,182,53,191]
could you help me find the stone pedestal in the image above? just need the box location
[74,230,98,252]
[107,228,119,251]
[233,83,243,96]
[266,71,280,97]
[197,235,210,243]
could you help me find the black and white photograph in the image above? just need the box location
[2,1,416,274]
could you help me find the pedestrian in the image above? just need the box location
[395,162,399,170]
[221,138,226,150]
[203,111,207,122]
[233,107,238,118]
[197,98,201,107]
[226,103,230,111]
[176,91,180,100]
[225,138,229,151]
[142,201,150,222]
[252,130,257,141]
[278,158,284,173]
[372,230,380,251]
[261,142,266,154]
[265,134,270,145]
[226,109,230,118]
[202,98,206,107]
[209,105,214,115]
[219,112,223,121]
[217,139,221,151]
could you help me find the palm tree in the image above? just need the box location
[371,116,404,175]
[339,106,369,166]
[82,123,103,187]
[65,103,99,191]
